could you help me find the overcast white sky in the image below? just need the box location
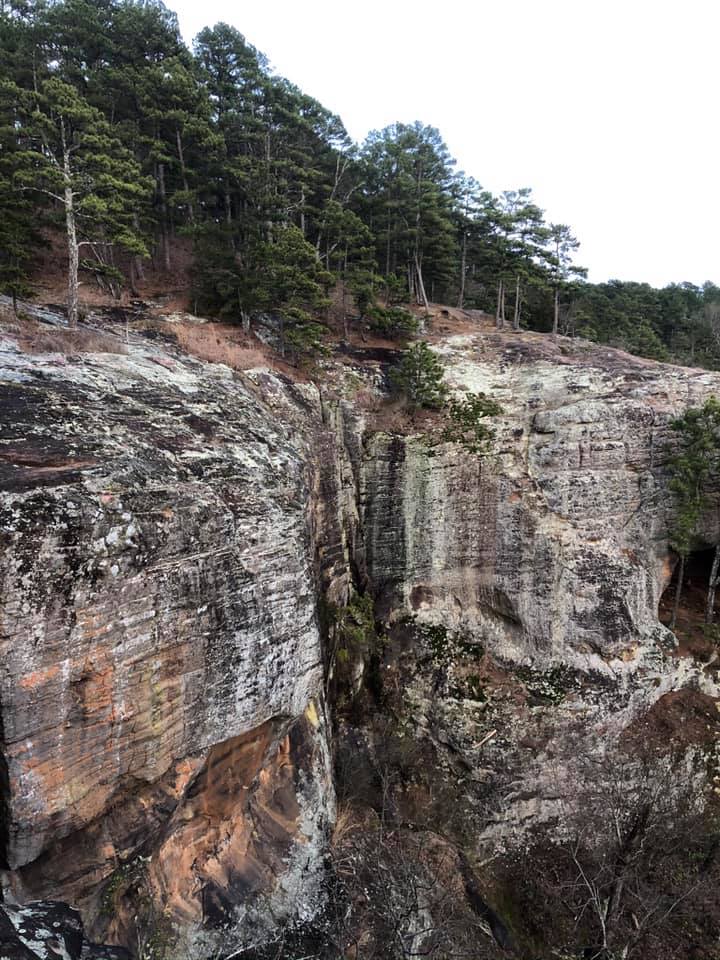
[173,0,719,287]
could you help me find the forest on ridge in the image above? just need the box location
[2,0,720,366]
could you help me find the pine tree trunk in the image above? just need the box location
[457,230,467,309]
[500,281,506,328]
[496,279,503,329]
[512,275,521,331]
[553,287,560,337]
[129,257,139,297]
[224,181,233,233]
[61,120,79,329]
[342,247,349,341]
[706,544,720,624]
[157,163,171,271]
[132,213,145,286]
[414,254,429,311]
[176,128,194,225]
[132,255,145,284]
[264,131,273,242]
[670,554,686,630]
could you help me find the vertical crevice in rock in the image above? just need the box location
[0,696,9,876]
[363,434,408,614]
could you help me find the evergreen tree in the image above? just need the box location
[8,76,149,324]
[251,225,332,360]
[545,223,586,337]
[389,341,447,410]
[360,123,457,307]
[441,393,502,455]
[0,76,42,311]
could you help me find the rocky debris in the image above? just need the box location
[0,901,129,960]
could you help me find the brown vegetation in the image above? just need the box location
[29,230,194,311]
[145,319,267,371]
[2,313,127,355]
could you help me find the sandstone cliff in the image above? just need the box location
[0,319,335,956]
[1,307,719,956]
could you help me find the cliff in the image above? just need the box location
[0,317,335,956]
[1,307,719,956]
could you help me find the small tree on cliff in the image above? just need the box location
[668,396,720,628]
[442,392,503,455]
[389,341,447,410]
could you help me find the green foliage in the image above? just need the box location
[322,591,382,710]
[1,0,718,367]
[346,267,378,317]
[667,396,720,558]
[189,223,244,319]
[192,222,332,358]
[381,273,409,305]
[389,341,448,410]
[15,76,150,252]
[554,279,720,365]
[330,592,376,656]
[366,305,419,340]
[442,392,502,454]
[360,123,458,304]
[252,225,332,359]
[0,76,42,308]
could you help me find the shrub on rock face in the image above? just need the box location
[366,305,419,341]
[389,341,447,410]
[442,393,503,455]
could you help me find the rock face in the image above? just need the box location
[0,329,334,955]
[364,333,717,661]
[0,900,129,960]
[357,332,720,843]
[1,314,720,954]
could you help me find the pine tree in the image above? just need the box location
[251,225,332,360]
[360,123,457,307]
[8,76,150,325]
[0,76,41,311]
[545,223,586,336]
[389,341,447,410]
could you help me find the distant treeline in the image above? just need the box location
[1,0,718,364]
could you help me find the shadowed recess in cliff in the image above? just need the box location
[0,699,8,874]
[659,545,720,651]
[362,434,408,614]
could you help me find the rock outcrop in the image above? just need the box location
[358,333,720,841]
[1,310,720,955]
[0,325,334,956]
[0,899,129,960]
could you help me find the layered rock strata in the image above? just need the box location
[0,329,334,955]
[2,314,720,953]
